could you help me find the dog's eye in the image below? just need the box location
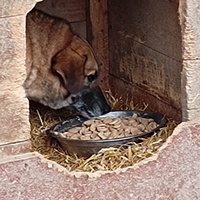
[87,71,98,83]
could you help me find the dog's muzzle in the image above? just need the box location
[69,85,111,119]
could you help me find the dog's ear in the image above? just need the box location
[51,56,68,87]
[51,35,98,93]
[51,47,86,93]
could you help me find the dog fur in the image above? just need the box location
[24,9,98,109]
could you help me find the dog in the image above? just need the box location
[24,9,110,118]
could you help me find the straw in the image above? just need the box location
[30,91,177,172]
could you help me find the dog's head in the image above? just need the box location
[52,35,98,94]
[51,35,110,118]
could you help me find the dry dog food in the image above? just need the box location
[56,114,158,140]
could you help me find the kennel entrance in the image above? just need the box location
[33,0,182,122]
[26,0,180,170]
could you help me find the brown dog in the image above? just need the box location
[24,9,110,118]
[24,9,110,117]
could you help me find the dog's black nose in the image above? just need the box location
[70,85,111,118]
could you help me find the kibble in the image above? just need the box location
[59,114,158,140]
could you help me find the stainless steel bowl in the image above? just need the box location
[47,110,167,158]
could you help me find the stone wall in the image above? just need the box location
[0,0,40,157]
[179,0,200,121]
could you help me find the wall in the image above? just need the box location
[0,0,40,157]
[35,0,87,38]
[179,0,200,121]
[108,0,182,121]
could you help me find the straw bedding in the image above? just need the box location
[30,91,177,172]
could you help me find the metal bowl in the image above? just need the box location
[47,110,167,158]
